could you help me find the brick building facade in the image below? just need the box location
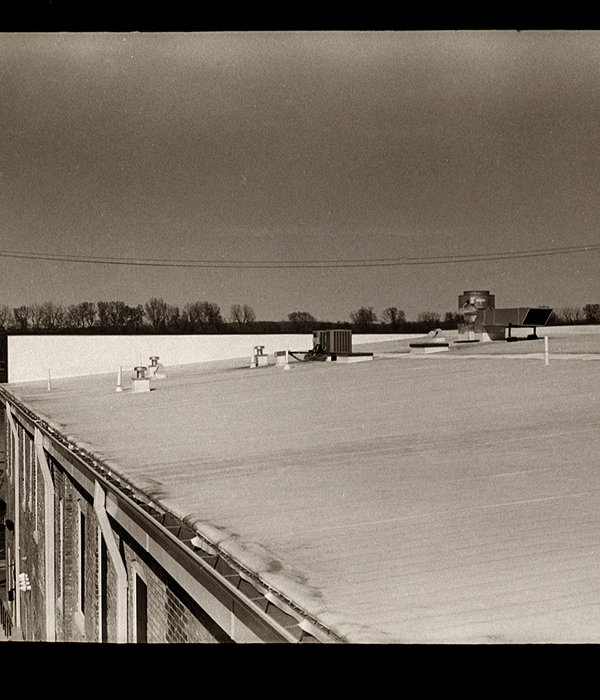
[0,393,329,644]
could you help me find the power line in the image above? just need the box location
[0,243,598,269]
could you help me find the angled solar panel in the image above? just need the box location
[522,308,553,327]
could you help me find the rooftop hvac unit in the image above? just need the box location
[313,329,352,354]
[481,307,553,328]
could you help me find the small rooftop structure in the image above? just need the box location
[409,328,449,354]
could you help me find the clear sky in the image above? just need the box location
[1,30,599,322]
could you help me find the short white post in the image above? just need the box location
[116,365,123,392]
[47,368,51,391]
[284,345,291,371]
[544,336,549,365]
[249,346,256,369]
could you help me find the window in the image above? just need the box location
[20,426,25,510]
[6,419,11,478]
[78,507,86,616]
[33,443,38,531]
[57,498,64,606]
[25,433,31,511]
[135,573,147,643]
[27,433,33,512]
[99,532,108,642]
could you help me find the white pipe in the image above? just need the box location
[544,336,549,365]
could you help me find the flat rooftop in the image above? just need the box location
[5,332,600,643]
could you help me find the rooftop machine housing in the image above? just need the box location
[458,291,496,316]
[312,329,353,354]
[457,291,553,341]
[457,291,496,342]
[307,329,373,363]
[481,307,554,341]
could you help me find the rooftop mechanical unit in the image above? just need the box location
[457,290,553,341]
[312,329,352,354]
[482,307,554,341]
[284,329,371,364]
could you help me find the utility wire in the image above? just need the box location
[0,243,598,269]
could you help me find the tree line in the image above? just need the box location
[0,299,597,334]
[0,299,450,334]
[0,300,243,333]
[551,304,600,324]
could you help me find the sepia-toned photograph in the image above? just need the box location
[1,27,600,645]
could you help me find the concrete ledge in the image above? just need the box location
[409,342,450,348]
[409,344,450,354]
[331,353,374,363]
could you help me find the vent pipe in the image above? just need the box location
[250,345,268,368]
[132,365,151,393]
[147,356,166,379]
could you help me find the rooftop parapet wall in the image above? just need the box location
[5,333,410,383]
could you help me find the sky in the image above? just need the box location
[1,30,600,322]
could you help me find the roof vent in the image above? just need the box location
[132,365,151,393]
[147,355,167,379]
[250,345,269,368]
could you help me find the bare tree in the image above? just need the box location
[125,304,146,331]
[230,303,256,324]
[443,311,464,328]
[96,301,111,328]
[13,305,31,330]
[39,301,66,329]
[67,304,84,329]
[288,311,316,323]
[583,304,600,323]
[144,298,170,331]
[184,301,223,331]
[416,311,442,326]
[109,301,132,328]
[164,304,181,331]
[556,306,584,324]
[81,301,98,328]
[67,301,97,328]
[0,305,11,329]
[381,306,406,329]
[350,306,378,327]
[96,300,140,329]
[30,303,45,329]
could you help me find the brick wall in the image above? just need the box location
[3,403,236,644]
[61,481,88,641]
[10,426,45,641]
[53,467,65,641]
[122,536,231,644]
